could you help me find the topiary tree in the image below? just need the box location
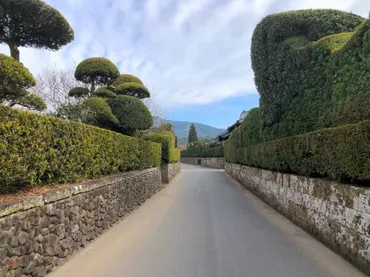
[0,0,74,61]
[82,97,119,129]
[107,95,153,136]
[115,82,150,99]
[14,94,47,111]
[188,123,198,143]
[0,53,46,111]
[112,74,143,86]
[68,87,90,99]
[92,87,117,99]
[74,58,120,93]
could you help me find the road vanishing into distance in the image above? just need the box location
[49,164,366,277]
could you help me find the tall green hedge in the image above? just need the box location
[251,10,369,141]
[144,131,181,163]
[181,142,224,158]
[0,105,161,193]
[224,9,370,184]
[225,121,370,184]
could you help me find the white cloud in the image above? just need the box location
[1,0,368,108]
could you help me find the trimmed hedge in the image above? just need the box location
[251,10,369,141]
[144,131,181,163]
[0,105,161,193]
[181,143,224,158]
[225,121,370,183]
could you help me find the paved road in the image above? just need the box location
[49,164,367,277]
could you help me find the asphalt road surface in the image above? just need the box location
[49,164,367,277]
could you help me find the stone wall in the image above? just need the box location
[181,157,225,169]
[0,168,162,277]
[225,162,370,275]
[161,162,181,184]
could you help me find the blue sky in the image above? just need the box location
[0,0,368,128]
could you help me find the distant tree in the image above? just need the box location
[112,74,144,86]
[107,95,153,136]
[188,123,198,143]
[74,57,120,93]
[0,53,46,111]
[0,0,74,61]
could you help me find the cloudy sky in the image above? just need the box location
[1,0,368,128]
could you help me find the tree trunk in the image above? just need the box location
[91,79,96,94]
[8,43,20,62]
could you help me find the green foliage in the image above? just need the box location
[112,74,144,86]
[107,95,153,136]
[75,58,120,91]
[188,123,198,143]
[181,142,224,158]
[0,0,74,61]
[81,97,119,129]
[0,54,35,102]
[92,87,117,98]
[144,131,180,163]
[251,9,367,140]
[68,87,90,99]
[225,121,370,183]
[0,54,45,110]
[15,94,47,111]
[0,105,161,193]
[115,82,150,99]
[54,102,90,122]
[224,9,370,184]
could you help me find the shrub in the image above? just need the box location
[92,87,117,98]
[75,57,120,92]
[107,95,153,135]
[144,131,180,163]
[112,74,144,86]
[224,121,370,183]
[68,87,90,98]
[15,94,47,111]
[0,105,161,193]
[251,10,368,141]
[0,54,35,102]
[81,97,119,129]
[115,82,150,99]
[0,54,46,111]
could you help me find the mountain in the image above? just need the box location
[153,117,226,147]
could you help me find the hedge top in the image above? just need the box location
[112,74,144,86]
[0,0,74,50]
[252,9,363,98]
[249,9,370,141]
[75,57,120,85]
